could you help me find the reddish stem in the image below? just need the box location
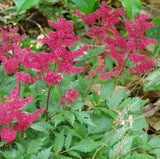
[46,85,52,122]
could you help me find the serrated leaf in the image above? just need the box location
[67,151,81,159]
[53,113,64,126]
[128,154,155,159]
[71,101,84,111]
[54,131,65,153]
[133,116,148,129]
[27,138,44,154]
[56,156,72,159]
[74,111,94,126]
[73,122,87,138]
[72,0,100,14]
[16,143,25,155]
[88,112,113,134]
[30,121,52,133]
[2,150,19,158]
[65,132,72,149]
[100,79,115,100]
[63,111,75,126]
[149,136,160,148]
[76,75,88,96]
[146,16,160,43]
[120,0,142,19]
[37,147,51,159]
[144,70,160,91]
[13,0,40,13]
[152,149,160,156]
[108,90,125,109]
[70,138,98,152]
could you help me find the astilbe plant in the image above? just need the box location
[0,85,45,143]
[15,17,87,85]
[74,1,157,80]
[0,1,158,157]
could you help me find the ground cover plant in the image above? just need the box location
[1,0,160,159]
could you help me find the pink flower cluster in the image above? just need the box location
[1,18,87,86]
[0,85,45,143]
[74,1,157,79]
[60,89,78,105]
[0,25,27,74]
[0,1,157,142]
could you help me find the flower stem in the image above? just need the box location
[46,85,52,122]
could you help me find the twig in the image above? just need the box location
[23,18,48,37]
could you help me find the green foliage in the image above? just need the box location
[37,147,51,159]
[146,16,160,55]
[143,69,160,91]
[1,1,160,159]
[100,79,115,100]
[71,0,100,13]
[70,138,98,152]
[120,0,142,19]
[27,138,45,154]
[65,132,72,149]
[13,0,40,14]
[107,90,125,109]
[88,113,113,134]
[128,154,155,159]
[30,121,53,134]
[54,131,65,153]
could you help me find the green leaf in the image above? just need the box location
[128,154,155,159]
[144,70,160,91]
[132,116,148,129]
[120,97,146,113]
[56,156,72,159]
[2,150,19,159]
[105,55,113,71]
[63,111,75,126]
[13,0,40,13]
[131,136,150,151]
[71,100,84,111]
[72,0,100,14]
[74,111,94,126]
[120,0,142,19]
[53,113,64,126]
[76,75,88,96]
[30,121,52,133]
[100,108,118,119]
[16,143,25,155]
[67,151,81,159]
[65,132,72,149]
[146,16,160,43]
[27,138,44,154]
[54,131,65,153]
[88,112,113,134]
[108,90,125,109]
[72,122,87,138]
[100,79,115,100]
[70,138,98,152]
[149,136,160,148]
[152,149,160,156]
[37,147,51,159]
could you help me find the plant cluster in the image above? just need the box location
[0,1,160,159]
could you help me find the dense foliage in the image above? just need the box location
[0,0,160,159]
